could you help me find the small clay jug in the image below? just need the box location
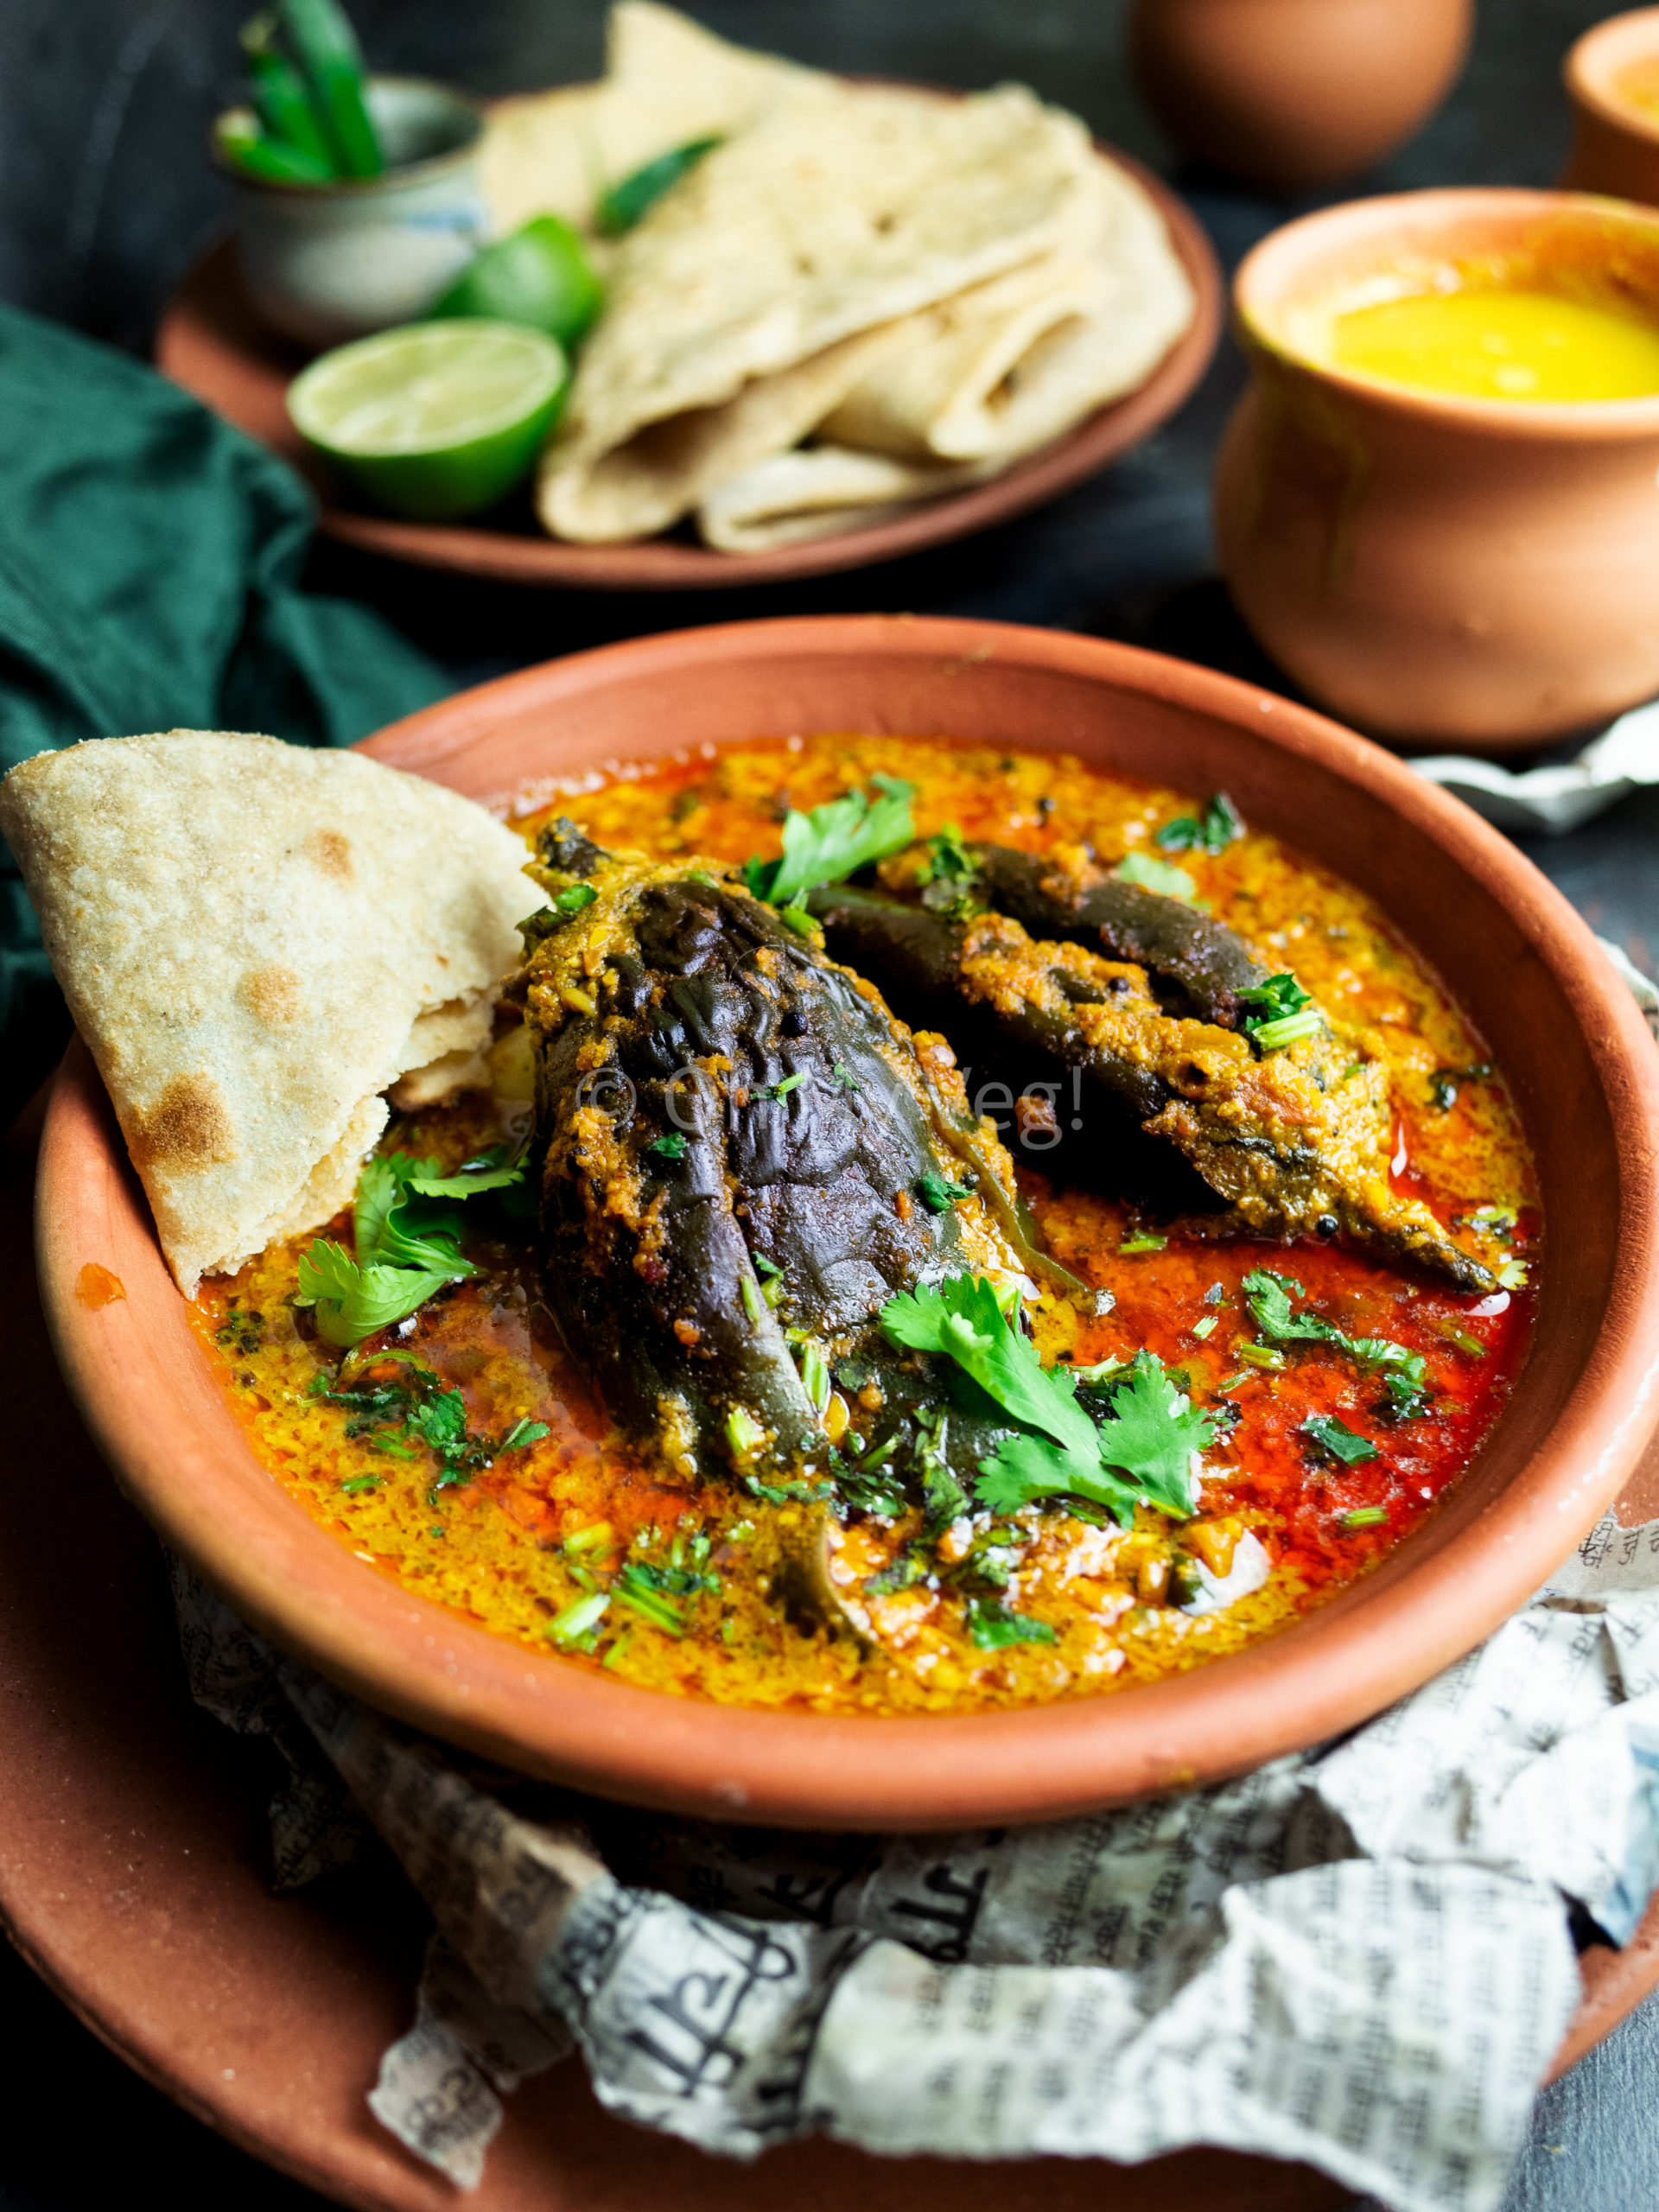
[1561,7,1659,207]
[1130,0,1473,190]
[1213,189,1659,752]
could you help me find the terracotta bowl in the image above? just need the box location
[1215,188,1659,753]
[1562,7,1659,207]
[1129,0,1472,191]
[35,615,1659,1829]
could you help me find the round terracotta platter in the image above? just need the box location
[3,1090,1658,2212]
[155,147,1221,591]
[32,614,1659,1834]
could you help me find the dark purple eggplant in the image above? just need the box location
[810,881,1494,1294]
[516,830,1046,1518]
[950,842,1274,1026]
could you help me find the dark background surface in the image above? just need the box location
[3,3,1657,2209]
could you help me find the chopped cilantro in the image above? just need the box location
[743,775,915,906]
[612,1565,685,1635]
[830,1062,861,1092]
[916,825,982,917]
[1116,849,1197,900]
[1192,1314,1218,1340]
[308,1357,543,1492]
[867,1547,930,1597]
[1236,973,1321,1052]
[755,1072,804,1100]
[340,1476,380,1495]
[964,1597,1057,1649]
[1243,1268,1430,1417]
[1497,1260,1529,1291]
[1119,1231,1166,1255]
[752,1252,782,1278]
[1302,1414,1381,1465]
[1467,1205,1517,1238]
[647,1131,690,1160]
[1339,1505,1389,1529]
[880,1275,1208,1525]
[548,1592,609,1645]
[1428,1062,1493,1111]
[917,1169,971,1213]
[1155,791,1243,855]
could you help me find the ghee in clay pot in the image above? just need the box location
[1214,189,1659,752]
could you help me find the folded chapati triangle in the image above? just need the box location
[0,731,538,1294]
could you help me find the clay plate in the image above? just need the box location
[5,1094,1658,2212]
[154,145,1221,592]
[34,615,1659,1829]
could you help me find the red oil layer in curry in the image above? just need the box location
[192,735,1535,1716]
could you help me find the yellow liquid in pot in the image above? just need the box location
[1328,287,1659,402]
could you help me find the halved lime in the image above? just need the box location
[288,320,568,520]
[430,216,603,349]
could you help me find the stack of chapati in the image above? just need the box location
[480,4,1196,551]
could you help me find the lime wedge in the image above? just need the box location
[288,320,568,520]
[431,217,602,349]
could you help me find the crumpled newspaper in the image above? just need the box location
[1411,698,1659,834]
[167,1510,1659,2212]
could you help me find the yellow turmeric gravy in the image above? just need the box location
[192,735,1535,1716]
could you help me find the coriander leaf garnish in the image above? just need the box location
[964,1596,1057,1649]
[880,1274,1207,1525]
[1301,1414,1380,1465]
[1236,972,1321,1052]
[648,1131,690,1160]
[743,775,915,906]
[1115,849,1197,901]
[916,1169,971,1213]
[1155,791,1244,855]
[915,824,981,917]
[296,1241,455,1349]
[1243,1268,1430,1418]
[309,1356,546,1490]
[296,1145,525,1350]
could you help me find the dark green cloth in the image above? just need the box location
[0,303,450,1124]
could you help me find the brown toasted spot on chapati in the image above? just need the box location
[305,827,353,880]
[131,1073,235,1171]
[239,963,303,1029]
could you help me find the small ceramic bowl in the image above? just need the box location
[1562,7,1659,207]
[1215,188,1659,752]
[35,616,1659,1829]
[212,77,486,349]
[1129,0,1472,191]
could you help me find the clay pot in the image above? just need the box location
[1129,0,1472,191]
[1215,188,1659,752]
[1562,7,1659,207]
[35,616,1659,1828]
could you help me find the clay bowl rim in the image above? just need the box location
[34,613,1659,1832]
[1567,6,1659,149]
[1234,185,1659,439]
